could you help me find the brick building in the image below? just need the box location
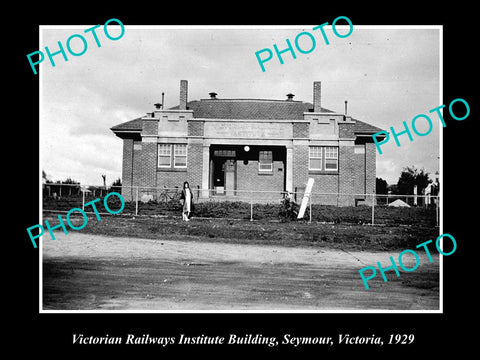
[111,80,384,205]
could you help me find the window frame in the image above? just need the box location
[158,144,172,168]
[324,146,338,171]
[173,144,187,168]
[309,146,338,172]
[309,146,323,171]
[157,143,188,169]
[258,150,273,172]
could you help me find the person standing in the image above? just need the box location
[181,181,193,221]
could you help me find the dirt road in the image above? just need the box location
[42,233,440,311]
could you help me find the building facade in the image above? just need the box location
[111,80,383,205]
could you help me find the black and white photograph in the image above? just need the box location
[16,5,476,356]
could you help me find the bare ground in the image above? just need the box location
[42,232,440,311]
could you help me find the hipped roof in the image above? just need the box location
[111,98,383,135]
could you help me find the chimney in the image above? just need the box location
[179,80,188,110]
[286,93,295,101]
[209,92,218,99]
[313,81,321,112]
[344,100,348,116]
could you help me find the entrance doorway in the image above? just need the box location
[209,144,287,198]
[211,148,237,195]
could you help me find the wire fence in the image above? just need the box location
[42,183,440,227]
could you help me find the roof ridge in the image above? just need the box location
[199,98,308,103]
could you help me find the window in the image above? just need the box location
[174,144,187,168]
[158,144,172,167]
[158,144,187,169]
[324,146,338,171]
[258,151,273,171]
[309,146,338,171]
[309,146,323,170]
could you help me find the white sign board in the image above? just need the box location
[297,178,314,219]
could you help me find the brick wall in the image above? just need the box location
[292,142,309,192]
[155,141,203,196]
[236,160,285,200]
[132,141,143,189]
[338,122,355,139]
[307,174,338,205]
[313,81,322,112]
[293,122,309,138]
[120,124,378,207]
[338,145,355,206]
[293,141,360,205]
[354,144,366,196]
[142,119,158,135]
[129,140,157,201]
[188,120,204,136]
[121,139,134,201]
[365,142,377,204]
[186,141,203,187]
[156,170,188,191]
[138,142,158,190]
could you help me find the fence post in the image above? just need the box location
[371,193,375,225]
[250,196,253,222]
[309,198,312,224]
[135,187,139,216]
[82,189,85,210]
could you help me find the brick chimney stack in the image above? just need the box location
[313,81,321,112]
[180,80,188,110]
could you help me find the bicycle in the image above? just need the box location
[158,186,181,203]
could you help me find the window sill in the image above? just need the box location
[258,171,273,176]
[308,170,339,175]
[157,167,187,172]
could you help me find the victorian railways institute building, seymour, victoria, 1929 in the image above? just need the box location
[111,80,384,205]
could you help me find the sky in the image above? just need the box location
[39,25,441,186]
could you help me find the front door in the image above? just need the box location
[224,159,236,196]
[211,148,238,195]
[213,158,225,194]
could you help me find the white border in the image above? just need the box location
[39,24,443,314]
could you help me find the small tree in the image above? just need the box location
[278,196,302,222]
[376,177,388,195]
[376,177,388,205]
[42,170,51,183]
[396,166,431,205]
[111,178,122,193]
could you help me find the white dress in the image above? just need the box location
[184,189,191,213]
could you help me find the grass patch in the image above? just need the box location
[47,212,440,252]
[44,197,438,227]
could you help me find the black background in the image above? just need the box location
[14,2,476,356]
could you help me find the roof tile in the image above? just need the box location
[111,100,384,135]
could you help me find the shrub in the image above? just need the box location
[278,197,299,222]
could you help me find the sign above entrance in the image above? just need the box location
[214,149,237,157]
[204,121,293,139]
